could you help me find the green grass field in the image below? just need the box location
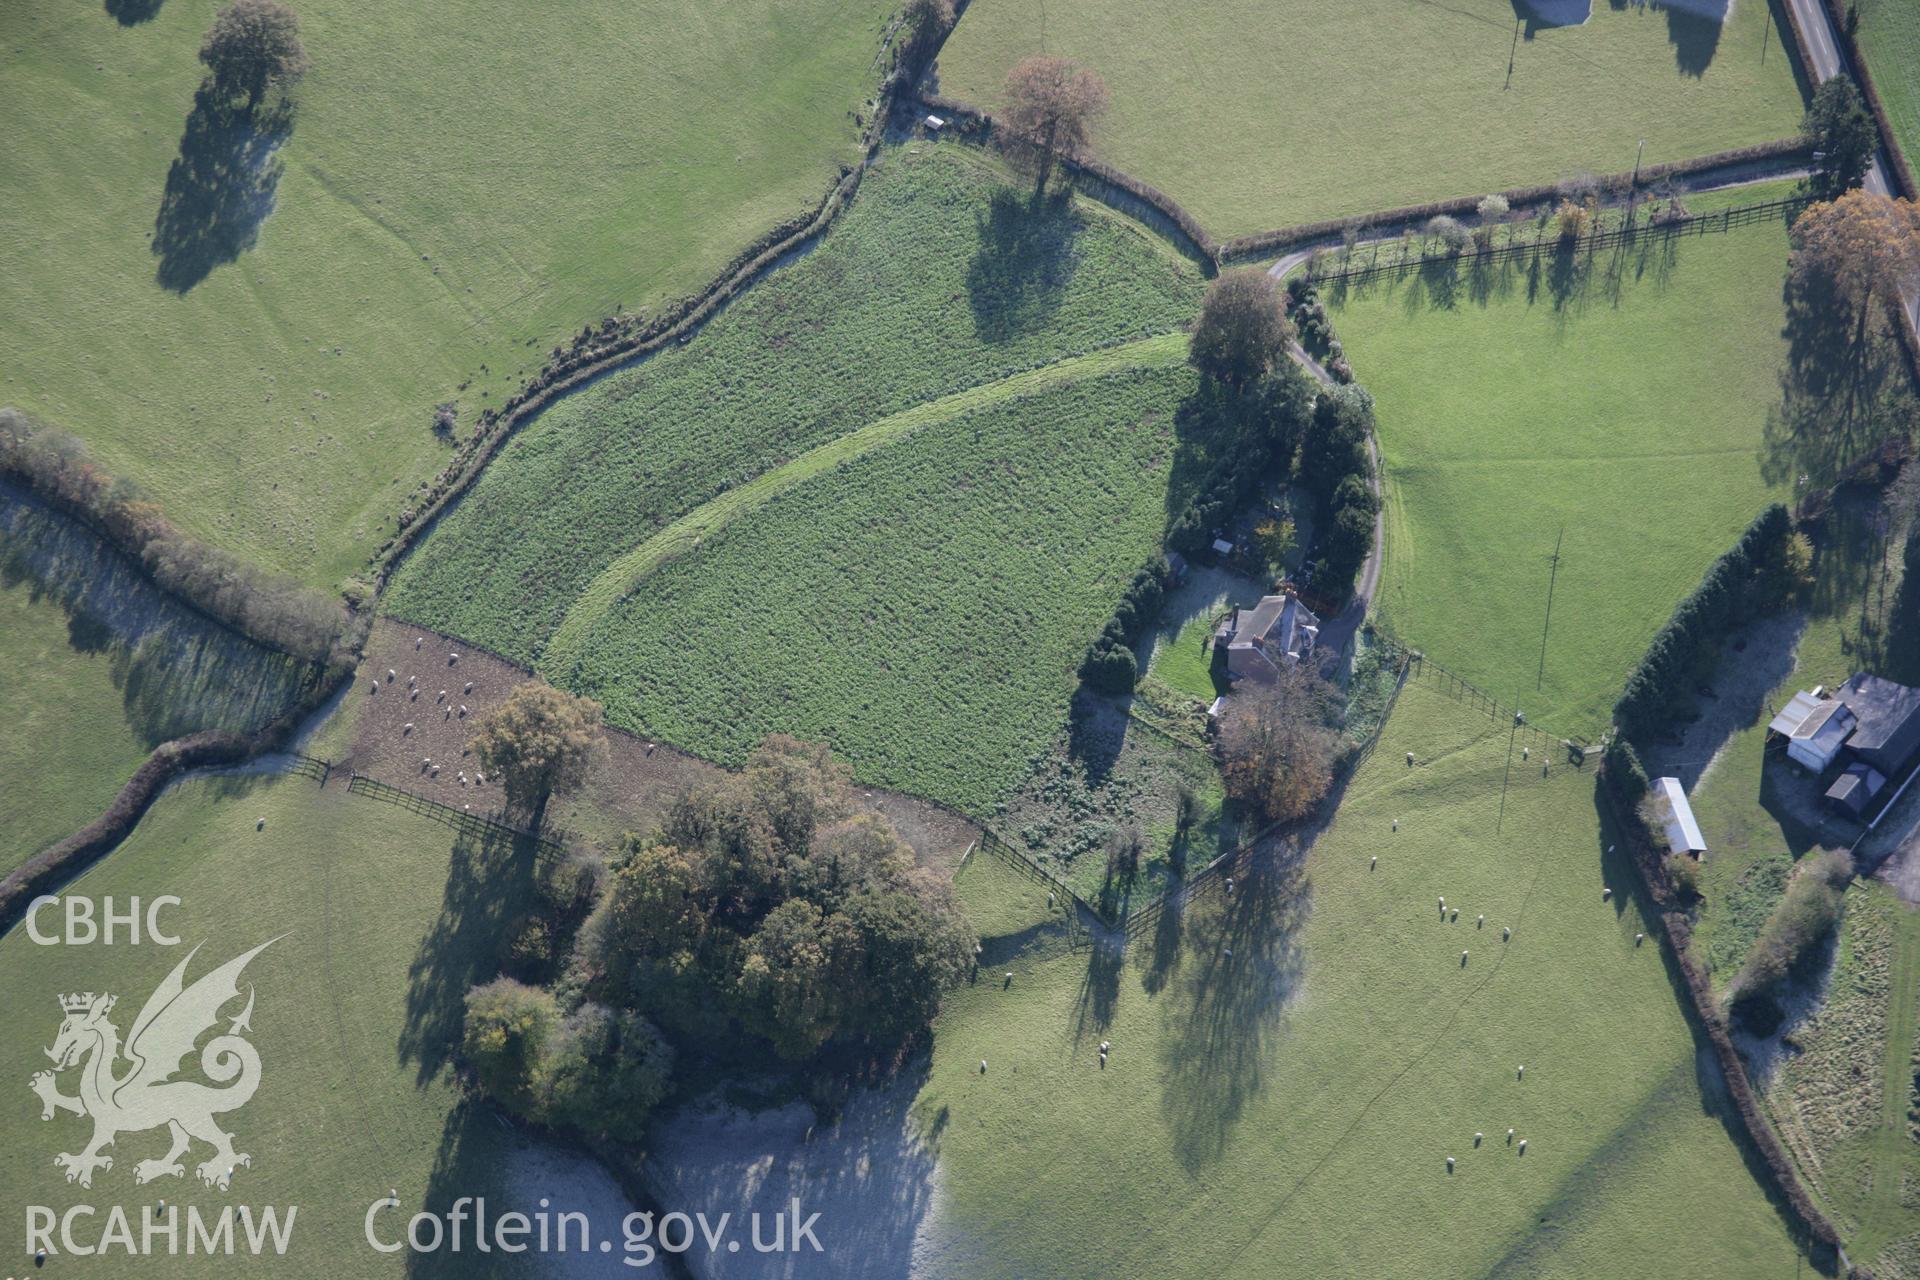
[915,679,1812,1278]
[0,0,892,588]
[1760,881,1920,1275]
[934,0,1805,237]
[0,773,570,1277]
[1328,210,1799,734]
[388,144,1204,666]
[1855,0,1920,176]
[566,356,1206,815]
[1,488,312,872]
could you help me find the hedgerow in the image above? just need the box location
[565,363,1208,815]
[1612,503,1796,742]
[386,146,1204,665]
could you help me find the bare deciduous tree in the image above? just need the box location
[1001,55,1109,194]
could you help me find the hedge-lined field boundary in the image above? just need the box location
[1596,773,1853,1274]
[369,29,959,593]
[913,91,1221,266]
[1219,138,1811,263]
[0,414,353,669]
[0,665,348,933]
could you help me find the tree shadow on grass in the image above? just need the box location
[966,185,1081,344]
[398,826,543,1086]
[1762,267,1919,492]
[105,0,165,23]
[1156,843,1309,1172]
[153,85,292,293]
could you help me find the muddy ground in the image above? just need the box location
[342,618,979,872]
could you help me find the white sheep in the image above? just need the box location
[1507,1128,1515,1143]
[979,1059,988,1074]
[403,723,414,734]
[1503,926,1511,941]
[387,669,396,682]
[1407,752,1415,766]
[414,636,422,649]
[1516,1065,1525,1080]
[1370,856,1378,870]
[1451,909,1459,922]
[1438,896,1445,910]
[255,817,265,831]
[1446,1156,1455,1171]
[449,652,460,664]
[422,757,431,768]
[410,689,419,701]
[1517,1139,1527,1154]
[1522,746,1529,761]
[408,674,417,685]
[1635,932,1645,947]
[1474,1131,1484,1146]
[438,690,447,701]
[1392,818,1399,832]
[370,680,379,694]
[459,705,468,717]
[1462,949,1469,963]
[1602,886,1612,901]
[464,681,473,694]
[1477,914,1485,927]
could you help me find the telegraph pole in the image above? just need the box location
[1535,526,1563,691]
[1498,710,1525,834]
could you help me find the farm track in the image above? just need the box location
[539,332,1189,675]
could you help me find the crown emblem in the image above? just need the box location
[59,992,112,1015]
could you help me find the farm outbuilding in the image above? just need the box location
[1650,776,1706,859]
[1767,692,1856,773]
[1770,673,1920,817]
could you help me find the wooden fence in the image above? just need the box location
[1308,196,1811,289]
[343,773,573,863]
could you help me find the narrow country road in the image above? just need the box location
[1785,0,1920,333]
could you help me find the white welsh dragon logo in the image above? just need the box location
[29,939,277,1191]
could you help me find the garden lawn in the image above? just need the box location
[934,0,1805,237]
[915,680,1811,1279]
[1855,0,1920,176]
[1330,212,1798,734]
[0,487,312,872]
[0,0,892,588]
[565,358,1208,816]
[0,773,567,1277]
[387,143,1204,666]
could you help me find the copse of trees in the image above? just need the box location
[1001,55,1109,193]
[467,681,605,816]
[1613,504,1801,743]
[460,737,975,1138]
[590,737,975,1061]
[462,980,674,1144]
[1165,365,1313,557]
[1189,268,1295,389]
[1803,75,1877,198]
[199,0,309,111]
[1218,663,1342,824]
[0,409,350,666]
